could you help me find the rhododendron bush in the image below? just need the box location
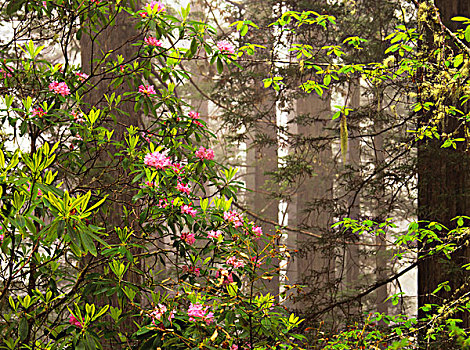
[0,1,303,349]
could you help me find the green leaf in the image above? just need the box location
[452,16,470,22]
[80,231,97,256]
[465,26,470,43]
[189,38,198,57]
[240,25,249,36]
[7,0,26,15]
[216,57,223,74]
[19,317,28,341]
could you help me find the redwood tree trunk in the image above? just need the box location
[80,1,142,347]
[417,0,470,342]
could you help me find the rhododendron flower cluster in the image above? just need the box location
[195,146,214,160]
[227,256,245,268]
[176,182,191,194]
[144,181,158,188]
[72,111,85,124]
[183,265,201,276]
[144,36,163,47]
[216,268,234,284]
[140,1,165,17]
[251,223,262,238]
[0,67,12,78]
[144,151,172,169]
[27,183,43,197]
[250,256,262,268]
[187,303,214,324]
[181,204,197,217]
[69,314,82,328]
[141,132,151,142]
[181,232,196,245]
[188,110,199,119]
[150,304,174,324]
[49,81,70,96]
[207,230,222,240]
[224,211,244,228]
[76,72,89,81]
[171,162,184,174]
[217,40,235,54]
[158,199,170,208]
[188,110,203,126]
[32,107,45,118]
[139,84,157,96]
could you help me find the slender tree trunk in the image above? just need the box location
[345,78,361,318]
[373,89,388,319]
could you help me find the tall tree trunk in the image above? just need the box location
[373,89,388,319]
[288,92,334,317]
[80,1,142,347]
[417,0,470,343]
[245,86,280,299]
[345,78,361,318]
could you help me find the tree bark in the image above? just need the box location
[80,1,142,347]
[417,0,470,344]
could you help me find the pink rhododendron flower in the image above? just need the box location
[250,257,261,267]
[144,151,172,169]
[217,40,235,54]
[76,72,89,81]
[72,111,85,123]
[216,268,234,284]
[148,0,165,11]
[150,304,174,324]
[140,1,165,17]
[141,132,151,142]
[151,303,166,320]
[144,181,158,188]
[139,84,157,96]
[181,204,197,217]
[27,183,42,197]
[32,107,45,118]
[183,265,201,276]
[195,146,214,160]
[158,199,169,208]
[181,232,195,245]
[252,225,262,238]
[172,162,184,174]
[144,36,163,47]
[227,256,245,268]
[188,303,214,324]
[224,211,244,228]
[69,314,83,328]
[189,110,199,119]
[42,1,47,8]
[176,182,191,195]
[49,81,70,96]
[188,110,203,127]
[0,67,12,78]
[230,345,239,350]
[207,230,222,240]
